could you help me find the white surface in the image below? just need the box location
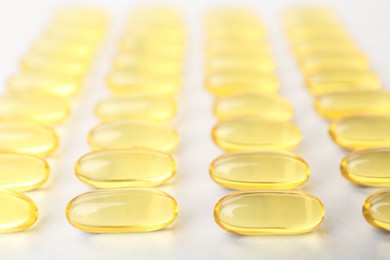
[0,0,390,259]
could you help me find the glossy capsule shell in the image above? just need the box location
[76,150,175,188]
[88,120,179,152]
[300,54,369,74]
[0,121,58,157]
[95,95,177,122]
[0,152,49,191]
[214,191,324,235]
[212,118,302,151]
[363,189,390,231]
[0,189,38,233]
[315,90,390,120]
[329,116,390,150]
[66,188,178,233]
[292,41,358,57]
[214,92,293,121]
[210,150,309,189]
[205,56,275,74]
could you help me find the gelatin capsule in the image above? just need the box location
[341,148,390,186]
[293,41,358,57]
[0,152,49,191]
[315,90,390,120]
[89,120,179,152]
[205,40,271,57]
[205,26,266,42]
[44,25,105,44]
[52,7,108,28]
[329,116,390,150]
[76,149,175,188]
[31,39,96,59]
[363,189,390,231]
[210,150,309,190]
[95,95,177,122]
[212,118,302,151]
[214,92,293,121]
[0,121,58,157]
[66,188,178,233]
[0,189,38,233]
[214,191,324,235]
[287,25,347,41]
[300,54,369,74]
[205,56,275,74]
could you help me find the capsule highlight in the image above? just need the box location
[363,189,390,231]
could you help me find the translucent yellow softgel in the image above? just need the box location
[204,8,260,26]
[341,148,390,186]
[205,73,278,97]
[0,121,58,157]
[66,188,178,233]
[286,25,348,41]
[214,92,293,121]
[212,118,302,151]
[7,73,82,97]
[363,189,390,231]
[88,120,179,152]
[0,94,70,124]
[44,25,106,44]
[52,7,109,29]
[205,41,271,57]
[210,150,309,190]
[205,25,267,42]
[292,40,359,57]
[214,191,324,235]
[0,152,49,191]
[205,56,276,74]
[329,116,390,150]
[305,70,381,95]
[315,90,390,120]
[95,94,177,122]
[75,149,175,188]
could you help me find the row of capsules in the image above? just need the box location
[0,7,108,233]
[66,6,186,233]
[203,8,325,235]
[284,6,390,232]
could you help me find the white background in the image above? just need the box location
[0,0,390,259]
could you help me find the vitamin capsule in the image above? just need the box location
[205,40,271,57]
[30,39,96,59]
[0,189,38,233]
[329,116,390,150]
[214,92,293,121]
[89,120,179,152]
[52,7,108,28]
[287,25,348,41]
[0,121,58,157]
[214,191,324,235]
[210,150,309,189]
[292,41,359,57]
[66,188,178,233]
[76,149,175,188]
[212,118,301,151]
[205,26,267,42]
[300,54,369,74]
[205,56,275,74]
[306,71,381,95]
[0,94,69,124]
[44,25,105,44]
[363,189,390,231]
[315,90,390,120]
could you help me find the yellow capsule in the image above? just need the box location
[0,152,49,191]
[76,149,174,188]
[292,41,358,57]
[88,120,179,152]
[212,118,301,151]
[315,90,390,120]
[7,73,81,97]
[95,95,176,122]
[205,56,275,74]
[287,25,348,41]
[300,54,369,74]
[44,24,105,44]
[341,148,390,186]
[0,94,69,124]
[210,150,309,190]
[30,39,97,59]
[363,189,390,231]
[205,40,271,57]
[0,189,38,233]
[206,26,266,42]
[206,73,278,97]
[214,92,293,121]
[214,191,324,235]
[329,116,390,150]
[306,70,381,95]
[66,188,177,233]
[52,7,108,28]
[106,70,181,96]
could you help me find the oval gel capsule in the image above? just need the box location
[214,191,324,235]
[363,189,390,231]
[212,118,301,151]
[66,188,178,233]
[205,56,275,74]
[300,54,369,74]
[210,150,309,189]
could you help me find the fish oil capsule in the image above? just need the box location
[31,39,97,59]
[363,189,390,231]
[287,25,348,41]
[300,54,369,74]
[0,94,70,124]
[329,116,390,150]
[88,119,179,152]
[315,90,390,120]
[341,148,390,186]
[214,191,324,235]
[214,92,293,121]
[205,56,276,74]
[0,152,49,191]
[66,188,178,233]
[76,150,175,188]
[44,24,106,44]
[0,121,58,157]
[0,189,38,233]
[205,40,271,57]
[210,150,309,189]
[293,41,359,57]
[95,95,177,122]
[52,7,108,28]
[212,118,302,151]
